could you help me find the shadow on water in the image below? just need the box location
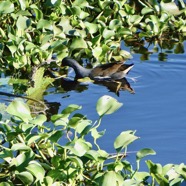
[56,77,134,96]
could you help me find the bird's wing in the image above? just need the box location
[90,62,123,77]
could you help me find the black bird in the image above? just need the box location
[62,57,134,80]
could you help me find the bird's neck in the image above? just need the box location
[70,62,91,79]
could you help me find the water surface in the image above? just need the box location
[45,44,186,169]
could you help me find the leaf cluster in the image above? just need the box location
[0,0,186,70]
[0,96,186,185]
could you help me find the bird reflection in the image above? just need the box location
[60,77,134,96]
[94,78,134,96]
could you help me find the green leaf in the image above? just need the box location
[49,131,63,143]
[70,37,88,50]
[11,143,30,151]
[37,19,53,30]
[26,161,45,181]
[91,128,105,140]
[62,104,82,114]
[73,0,89,8]
[0,1,14,14]
[0,182,12,186]
[103,29,115,39]
[136,148,156,161]
[141,7,154,15]
[6,99,32,122]
[31,114,47,126]
[114,131,139,152]
[109,19,122,30]
[96,95,123,117]
[84,22,98,34]
[18,0,27,10]
[43,176,53,185]
[66,139,91,156]
[102,171,123,186]
[16,171,34,185]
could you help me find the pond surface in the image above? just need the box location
[45,42,186,169]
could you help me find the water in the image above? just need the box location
[45,46,186,170]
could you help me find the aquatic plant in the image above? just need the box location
[0,95,186,185]
[0,0,186,70]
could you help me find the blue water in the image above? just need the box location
[45,46,186,170]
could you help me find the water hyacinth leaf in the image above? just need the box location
[49,131,63,143]
[43,176,53,185]
[70,37,87,50]
[73,0,89,8]
[68,156,83,168]
[96,95,123,117]
[161,1,181,15]
[32,7,43,20]
[133,172,150,181]
[16,16,31,30]
[0,1,14,13]
[76,120,92,135]
[31,114,47,126]
[68,117,82,128]
[70,6,89,19]
[62,104,82,114]
[92,46,102,59]
[146,160,163,175]
[103,29,115,39]
[114,131,139,152]
[0,182,12,186]
[91,128,105,140]
[18,0,27,10]
[37,19,53,30]
[27,134,41,145]
[136,148,156,161]
[109,19,122,30]
[26,161,45,180]
[128,15,143,25]
[66,139,91,156]
[174,163,186,179]
[11,143,30,151]
[15,171,34,185]
[102,171,123,186]
[84,22,98,34]
[6,99,32,122]
[141,7,154,15]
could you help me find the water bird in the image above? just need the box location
[62,57,134,80]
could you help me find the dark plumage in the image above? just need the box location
[62,57,134,80]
